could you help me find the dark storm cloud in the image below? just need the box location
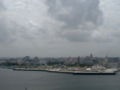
[46,0,103,29]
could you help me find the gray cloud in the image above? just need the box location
[0,0,5,11]
[0,0,48,44]
[59,30,91,42]
[0,0,120,57]
[0,0,104,44]
[0,21,9,42]
[46,0,104,42]
[46,0,103,29]
[0,1,11,44]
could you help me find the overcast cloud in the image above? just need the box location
[0,0,120,57]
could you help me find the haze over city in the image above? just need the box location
[0,0,120,57]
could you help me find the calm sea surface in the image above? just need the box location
[0,68,120,90]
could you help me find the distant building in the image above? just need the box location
[82,54,94,65]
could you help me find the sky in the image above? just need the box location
[0,0,120,57]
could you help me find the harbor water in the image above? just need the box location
[0,68,120,90]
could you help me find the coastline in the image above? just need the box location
[12,68,117,75]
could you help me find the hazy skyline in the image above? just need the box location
[0,0,120,57]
